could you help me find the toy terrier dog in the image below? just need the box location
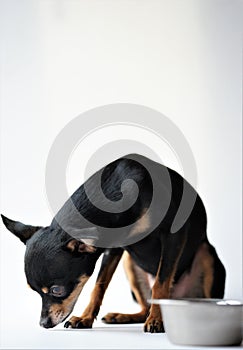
[1,154,225,332]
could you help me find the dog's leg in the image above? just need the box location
[172,241,226,299]
[102,251,151,324]
[64,248,123,329]
[144,230,187,333]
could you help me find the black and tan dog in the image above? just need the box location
[1,154,225,332]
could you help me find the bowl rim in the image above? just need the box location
[148,298,243,306]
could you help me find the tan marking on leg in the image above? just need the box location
[66,251,123,328]
[172,242,215,298]
[145,233,187,333]
[82,253,122,317]
[144,258,164,332]
[150,231,188,300]
[102,252,150,324]
[123,251,150,310]
[200,243,214,298]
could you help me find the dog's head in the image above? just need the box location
[1,215,100,328]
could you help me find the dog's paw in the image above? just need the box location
[102,311,147,324]
[101,312,132,324]
[144,315,165,333]
[64,316,93,329]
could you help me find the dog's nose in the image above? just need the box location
[40,317,54,329]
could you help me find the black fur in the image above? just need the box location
[1,154,226,329]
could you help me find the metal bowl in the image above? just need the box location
[149,299,243,346]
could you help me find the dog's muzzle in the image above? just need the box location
[40,316,55,329]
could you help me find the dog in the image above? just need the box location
[1,154,226,332]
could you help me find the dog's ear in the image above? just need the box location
[64,239,97,254]
[63,227,99,254]
[1,214,42,244]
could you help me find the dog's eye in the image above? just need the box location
[49,285,65,297]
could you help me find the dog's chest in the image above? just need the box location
[125,236,161,276]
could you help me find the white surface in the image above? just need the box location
[1,322,243,350]
[0,0,242,349]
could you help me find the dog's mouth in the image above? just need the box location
[40,300,77,329]
[40,309,72,329]
[39,276,90,328]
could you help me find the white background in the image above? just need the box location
[0,0,242,349]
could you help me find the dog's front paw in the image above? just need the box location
[144,315,164,333]
[64,316,94,329]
